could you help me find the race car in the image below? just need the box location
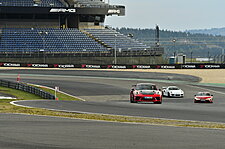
[162,86,184,98]
[130,83,162,104]
[194,92,213,103]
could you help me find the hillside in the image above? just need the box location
[188,28,225,36]
[117,28,225,58]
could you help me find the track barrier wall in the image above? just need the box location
[0,79,55,99]
[0,62,225,69]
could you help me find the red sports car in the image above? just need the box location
[130,83,162,104]
[194,92,213,103]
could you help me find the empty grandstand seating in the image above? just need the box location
[84,28,149,51]
[0,28,108,53]
[0,27,149,54]
[0,0,65,7]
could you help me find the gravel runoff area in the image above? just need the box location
[57,68,225,84]
[74,69,225,84]
[0,68,224,84]
[121,69,225,84]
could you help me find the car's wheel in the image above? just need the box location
[194,99,198,103]
[154,101,162,104]
[206,100,213,103]
[168,93,171,97]
[130,94,134,103]
[130,94,137,103]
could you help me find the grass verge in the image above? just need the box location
[31,84,80,101]
[0,86,42,100]
[1,86,225,129]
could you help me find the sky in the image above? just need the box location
[105,0,225,31]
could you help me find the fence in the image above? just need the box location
[0,62,225,69]
[0,79,55,99]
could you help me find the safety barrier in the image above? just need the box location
[0,79,55,99]
[0,62,225,69]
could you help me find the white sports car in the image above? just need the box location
[162,86,184,98]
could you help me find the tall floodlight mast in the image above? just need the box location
[155,25,160,47]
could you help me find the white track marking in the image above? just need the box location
[10,100,225,127]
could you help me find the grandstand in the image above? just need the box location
[84,28,149,50]
[0,28,107,53]
[0,0,164,64]
[0,0,66,7]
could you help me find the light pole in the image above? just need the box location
[81,49,86,64]
[172,39,176,63]
[173,51,176,64]
[39,49,45,63]
[38,31,48,63]
[208,51,210,63]
[114,34,117,65]
[221,55,223,64]
[222,49,225,64]
[213,55,216,64]
[190,51,193,63]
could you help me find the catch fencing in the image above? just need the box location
[0,79,55,99]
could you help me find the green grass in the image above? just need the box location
[35,86,80,101]
[0,86,42,100]
[25,83,80,101]
[1,86,225,129]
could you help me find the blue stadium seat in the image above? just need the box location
[0,28,108,53]
[0,0,65,7]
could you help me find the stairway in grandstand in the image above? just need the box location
[83,28,149,51]
[0,0,65,7]
[81,29,110,49]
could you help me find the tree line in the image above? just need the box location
[117,28,225,58]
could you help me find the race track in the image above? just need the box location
[2,69,225,122]
[1,113,225,149]
[0,69,225,149]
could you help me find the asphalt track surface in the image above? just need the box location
[1,69,225,148]
[1,113,225,149]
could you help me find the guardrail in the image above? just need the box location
[0,79,55,99]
